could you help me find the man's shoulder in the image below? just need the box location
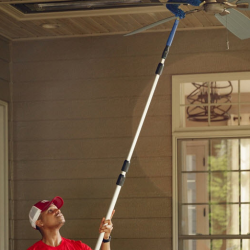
[27,240,43,250]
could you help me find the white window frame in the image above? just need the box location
[172,72,250,133]
[0,100,8,250]
[172,72,250,250]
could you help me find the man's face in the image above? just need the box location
[37,204,65,230]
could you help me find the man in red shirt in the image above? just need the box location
[28,196,114,250]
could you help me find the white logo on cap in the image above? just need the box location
[41,200,49,203]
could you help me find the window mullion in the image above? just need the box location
[208,82,211,127]
[209,139,212,237]
[208,139,213,250]
[238,80,240,126]
[239,138,242,249]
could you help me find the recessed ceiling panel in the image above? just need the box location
[11,0,162,14]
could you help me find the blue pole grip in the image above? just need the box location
[166,19,179,47]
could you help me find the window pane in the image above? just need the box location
[241,172,250,203]
[230,80,239,103]
[210,81,234,104]
[182,140,208,172]
[240,80,250,103]
[227,113,240,126]
[182,105,209,127]
[209,104,232,124]
[182,104,242,127]
[243,239,250,250]
[230,139,240,170]
[241,139,250,170]
[210,172,239,203]
[210,139,239,171]
[210,105,238,126]
[182,173,208,203]
[241,204,250,234]
[241,139,250,202]
[181,205,209,235]
[181,81,237,106]
[211,204,239,235]
[180,82,206,105]
[185,155,196,171]
[239,105,250,125]
[182,240,210,250]
[212,239,240,250]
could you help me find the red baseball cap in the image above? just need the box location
[29,196,64,229]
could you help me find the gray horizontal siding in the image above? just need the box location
[12,75,171,102]
[0,38,10,62]
[0,78,10,102]
[12,97,171,121]
[15,218,172,239]
[11,29,250,63]
[13,136,171,160]
[13,177,171,200]
[0,38,10,102]
[13,156,172,180]
[12,32,173,250]
[12,116,171,141]
[14,197,172,220]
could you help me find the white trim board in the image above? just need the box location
[171,71,250,250]
[0,100,8,250]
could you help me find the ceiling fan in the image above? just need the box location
[124,0,250,40]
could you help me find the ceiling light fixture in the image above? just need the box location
[41,23,61,29]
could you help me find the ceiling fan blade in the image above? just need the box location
[223,1,248,9]
[236,0,250,9]
[215,9,250,39]
[124,9,199,36]
[111,1,197,3]
[124,16,177,36]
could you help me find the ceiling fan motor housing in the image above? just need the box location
[204,2,228,14]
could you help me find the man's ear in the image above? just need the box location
[36,219,43,228]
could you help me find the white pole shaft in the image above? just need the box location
[94,19,179,250]
[94,59,164,250]
[127,59,165,161]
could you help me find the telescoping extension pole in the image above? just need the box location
[94,19,179,250]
